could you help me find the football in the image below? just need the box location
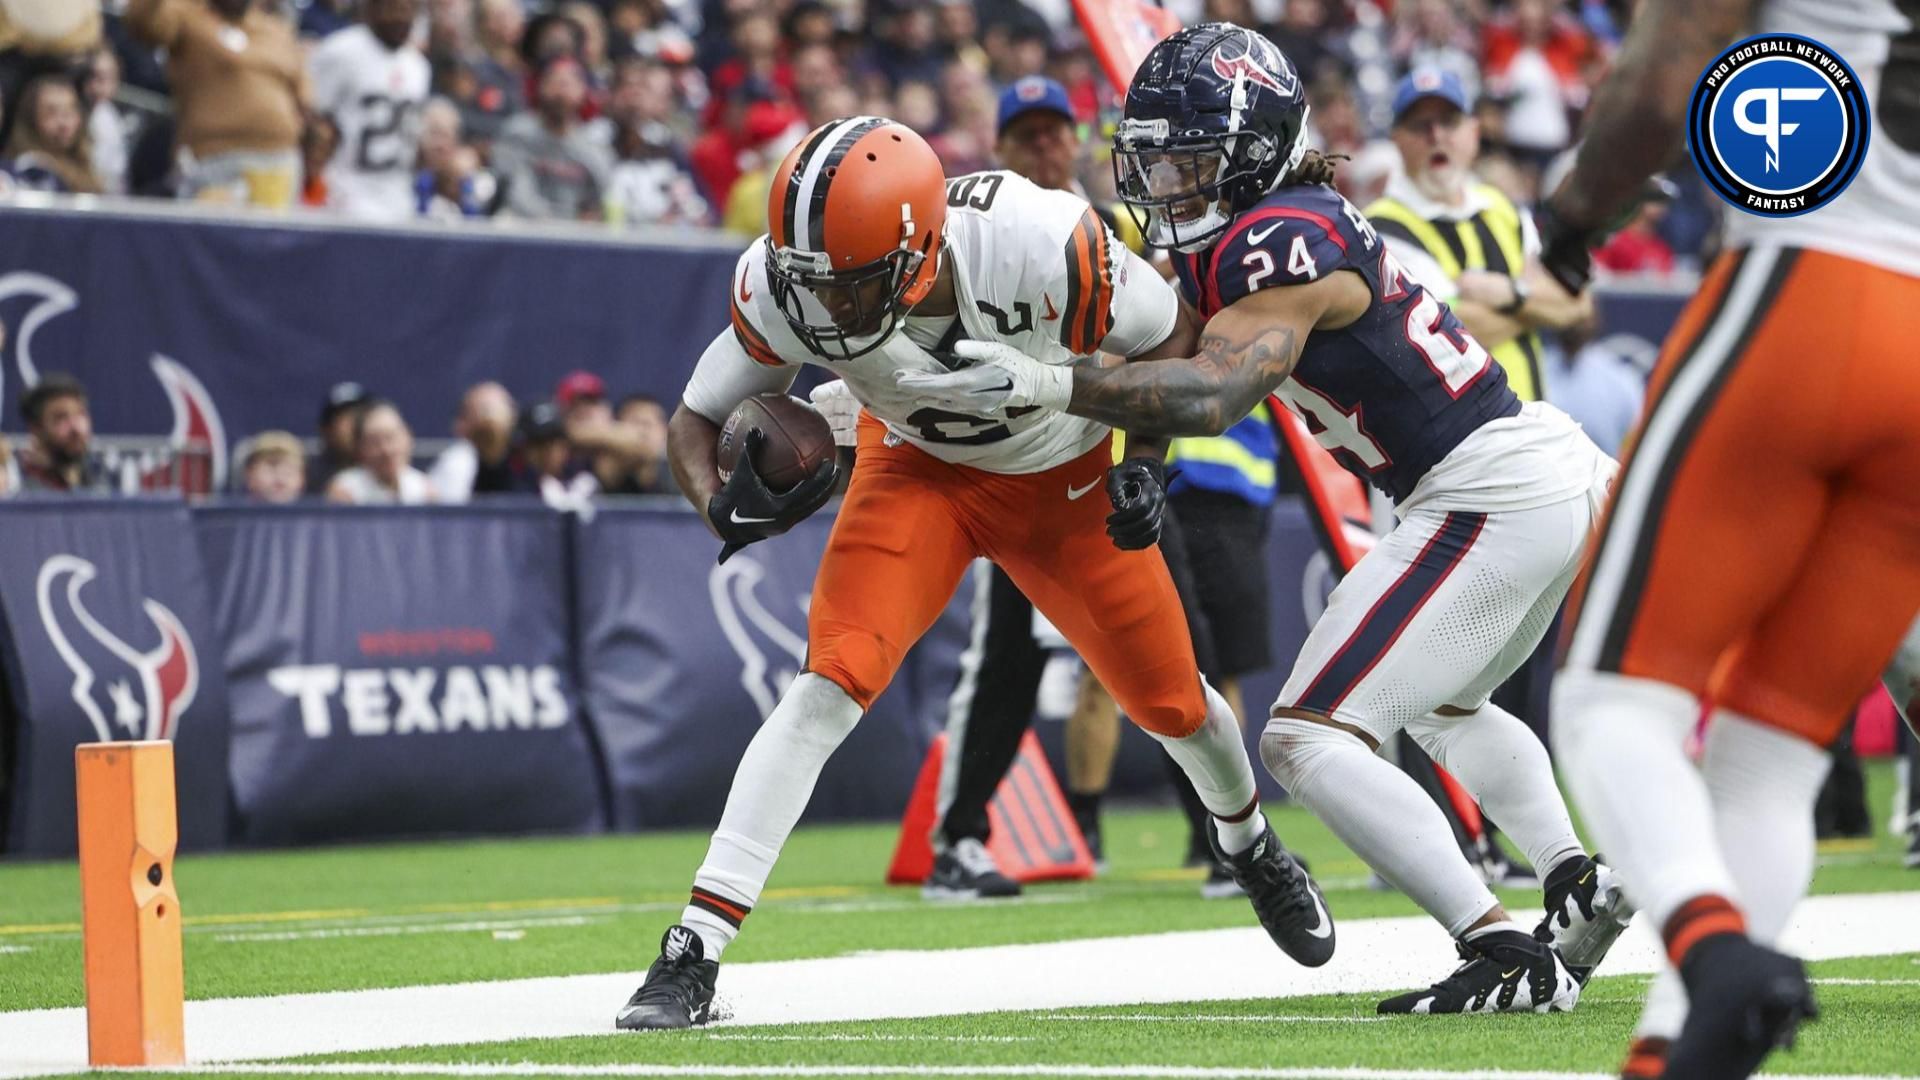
[717,392,837,492]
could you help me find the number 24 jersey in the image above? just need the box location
[1176,183,1526,504]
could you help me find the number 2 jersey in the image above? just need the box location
[309,25,429,223]
[1177,182,1610,512]
[683,170,1179,475]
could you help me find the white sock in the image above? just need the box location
[1464,918,1524,942]
[1552,671,1737,931]
[1635,968,1689,1042]
[680,673,862,959]
[1407,703,1586,879]
[1262,715,1498,936]
[1630,710,1830,1043]
[1151,682,1263,852]
[1703,709,1829,939]
[1214,810,1267,855]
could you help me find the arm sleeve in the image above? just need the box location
[1098,245,1181,357]
[1382,234,1458,302]
[681,327,800,424]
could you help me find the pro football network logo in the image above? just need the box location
[36,555,199,743]
[1688,34,1870,217]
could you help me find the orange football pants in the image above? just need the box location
[1564,246,1920,744]
[806,415,1206,737]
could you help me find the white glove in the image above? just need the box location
[807,379,862,447]
[893,340,1073,415]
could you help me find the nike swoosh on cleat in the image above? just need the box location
[1502,967,1522,979]
[1067,477,1101,500]
[731,510,777,524]
[1305,888,1333,939]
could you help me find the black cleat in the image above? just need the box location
[1377,929,1580,1014]
[1209,822,1335,966]
[923,837,1022,900]
[615,926,719,1030]
[1663,935,1817,1080]
[1533,855,1635,984]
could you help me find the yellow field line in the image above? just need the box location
[0,887,874,937]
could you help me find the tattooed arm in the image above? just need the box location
[1065,277,1345,438]
[1550,0,1751,230]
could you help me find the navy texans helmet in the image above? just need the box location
[1113,23,1311,252]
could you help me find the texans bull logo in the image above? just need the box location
[36,555,199,743]
[709,557,807,719]
[1210,35,1297,97]
[0,271,227,493]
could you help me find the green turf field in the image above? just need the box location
[2,763,1915,1078]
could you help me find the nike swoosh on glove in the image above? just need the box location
[893,340,1073,414]
[1104,457,1168,551]
[807,380,861,448]
[707,428,839,564]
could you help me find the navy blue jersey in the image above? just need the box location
[1175,184,1522,502]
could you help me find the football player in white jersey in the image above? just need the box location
[309,0,430,223]
[613,118,1336,1030]
[1536,0,1920,1076]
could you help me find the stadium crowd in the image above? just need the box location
[0,0,1714,262]
[0,0,1725,507]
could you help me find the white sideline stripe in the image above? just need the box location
[1036,1006,1382,1014]
[3,892,1918,1079]
[1813,978,1920,986]
[96,1064,1918,1079]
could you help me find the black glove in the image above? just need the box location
[1104,457,1168,551]
[707,429,840,564]
[1534,200,1597,296]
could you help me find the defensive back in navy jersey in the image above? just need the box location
[1174,183,1522,502]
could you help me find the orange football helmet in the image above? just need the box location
[764,117,947,360]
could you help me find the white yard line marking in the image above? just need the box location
[100,1063,1917,1079]
[2,892,1917,1080]
[1812,978,1920,987]
[0,946,31,955]
[1035,1015,1388,1024]
[1029,1006,1390,1014]
[212,916,603,943]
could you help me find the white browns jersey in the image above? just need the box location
[685,170,1179,474]
[1724,0,1920,278]
[309,24,430,223]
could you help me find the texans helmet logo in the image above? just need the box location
[1211,39,1295,97]
[36,555,199,743]
[0,271,229,494]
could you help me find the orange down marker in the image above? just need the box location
[75,741,185,1067]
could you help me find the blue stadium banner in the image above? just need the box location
[0,498,232,855]
[0,204,742,492]
[572,504,971,830]
[195,503,607,844]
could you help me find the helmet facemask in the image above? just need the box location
[1113,105,1312,254]
[766,240,929,362]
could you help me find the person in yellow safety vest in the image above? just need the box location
[1367,68,1592,404]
